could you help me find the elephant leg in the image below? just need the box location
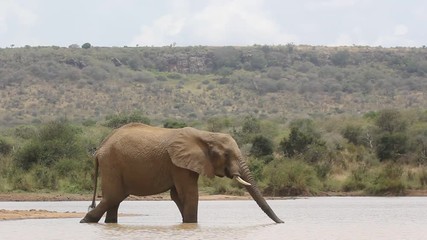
[173,167,199,223]
[170,186,184,217]
[104,192,128,223]
[80,199,112,223]
[105,203,120,223]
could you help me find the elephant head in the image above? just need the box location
[167,127,284,223]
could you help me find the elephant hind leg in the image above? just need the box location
[80,195,127,223]
[80,199,109,223]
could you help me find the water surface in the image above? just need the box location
[1,197,426,240]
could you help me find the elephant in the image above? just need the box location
[80,123,283,224]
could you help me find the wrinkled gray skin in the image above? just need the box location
[80,123,283,224]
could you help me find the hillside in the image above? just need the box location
[0,45,426,125]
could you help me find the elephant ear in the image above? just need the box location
[167,128,215,178]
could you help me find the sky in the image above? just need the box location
[1,0,426,48]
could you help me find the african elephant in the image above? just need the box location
[80,123,283,224]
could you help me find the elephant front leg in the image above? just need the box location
[182,192,198,223]
[172,168,199,223]
[170,186,184,217]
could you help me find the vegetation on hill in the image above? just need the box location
[0,45,426,196]
[0,45,426,125]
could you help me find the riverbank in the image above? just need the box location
[0,192,254,221]
[1,189,426,202]
[0,191,426,221]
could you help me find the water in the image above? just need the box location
[1,197,426,240]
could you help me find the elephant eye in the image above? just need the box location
[224,151,231,160]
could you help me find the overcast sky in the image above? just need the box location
[1,0,426,48]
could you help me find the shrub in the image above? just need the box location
[30,165,58,190]
[0,138,12,155]
[342,124,364,145]
[419,168,427,187]
[199,177,245,196]
[163,119,187,129]
[365,164,406,195]
[14,125,37,139]
[15,120,86,170]
[54,158,93,193]
[104,111,150,128]
[342,166,369,191]
[247,157,265,181]
[263,159,320,196]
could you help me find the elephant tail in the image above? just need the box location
[88,155,99,211]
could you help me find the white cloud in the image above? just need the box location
[130,0,296,46]
[0,0,37,33]
[319,0,358,7]
[394,24,408,36]
[305,0,360,10]
[130,15,186,46]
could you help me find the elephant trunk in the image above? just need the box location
[238,157,284,223]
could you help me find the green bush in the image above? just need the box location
[0,138,12,155]
[280,119,325,158]
[263,159,321,196]
[104,111,151,128]
[250,135,273,157]
[14,125,37,139]
[247,157,265,181]
[15,120,86,170]
[376,132,408,161]
[342,124,364,145]
[163,119,187,128]
[199,177,245,196]
[418,168,427,187]
[30,165,58,190]
[366,164,406,195]
[342,166,369,191]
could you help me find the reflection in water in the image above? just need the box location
[1,198,427,240]
[100,222,277,240]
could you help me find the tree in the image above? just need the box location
[211,46,241,70]
[375,109,407,134]
[250,135,273,157]
[280,119,325,159]
[82,43,92,49]
[376,132,408,161]
[330,50,350,66]
[342,124,363,145]
[374,109,409,161]
[280,127,315,157]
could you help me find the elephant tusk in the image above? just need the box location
[234,176,251,186]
